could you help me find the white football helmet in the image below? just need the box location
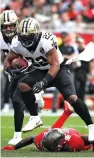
[0,10,18,38]
[17,17,41,48]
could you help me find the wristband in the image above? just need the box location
[43,73,54,85]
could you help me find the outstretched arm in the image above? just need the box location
[1,136,34,151]
[15,136,34,150]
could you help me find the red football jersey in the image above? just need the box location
[34,128,85,151]
[59,128,85,151]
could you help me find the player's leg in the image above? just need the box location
[53,68,94,141]
[18,69,46,132]
[12,88,25,132]
[2,72,10,113]
[51,101,73,128]
[8,78,24,145]
[1,136,34,150]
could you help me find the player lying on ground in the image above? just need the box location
[2,101,94,152]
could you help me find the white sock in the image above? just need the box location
[88,124,94,141]
[13,132,22,138]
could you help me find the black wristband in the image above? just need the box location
[43,73,54,84]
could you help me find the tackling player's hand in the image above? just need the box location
[33,79,48,93]
[1,145,15,150]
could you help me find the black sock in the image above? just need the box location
[71,98,93,126]
[12,101,24,132]
[21,90,38,116]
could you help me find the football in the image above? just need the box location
[11,57,28,69]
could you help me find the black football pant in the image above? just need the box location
[18,66,93,126]
[18,67,76,99]
[9,77,24,132]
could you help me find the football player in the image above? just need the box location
[4,17,94,142]
[0,11,43,145]
[2,101,93,152]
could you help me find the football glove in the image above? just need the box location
[6,66,26,79]
[32,79,48,93]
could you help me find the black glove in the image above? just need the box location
[6,66,26,79]
[11,68,22,79]
[32,79,48,93]
[5,66,13,75]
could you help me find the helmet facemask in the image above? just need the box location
[17,17,41,48]
[18,33,40,48]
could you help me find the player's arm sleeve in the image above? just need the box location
[15,136,34,150]
[10,42,20,54]
[42,34,58,54]
[42,34,64,64]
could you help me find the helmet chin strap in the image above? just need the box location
[25,41,34,48]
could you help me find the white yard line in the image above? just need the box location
[41,125,87,128]
[1,125,87,129]
[1,110,94,117]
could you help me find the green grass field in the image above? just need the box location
[1,115,94,157]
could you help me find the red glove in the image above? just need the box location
[83,144,93,151]
[1,145,15,150]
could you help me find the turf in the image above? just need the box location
[1,115,94,157]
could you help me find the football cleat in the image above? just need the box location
[64,101,74,115]
[8,132,22,145]
[8,137,22,145]
[22,116,43,133]
[88,124,94,142]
